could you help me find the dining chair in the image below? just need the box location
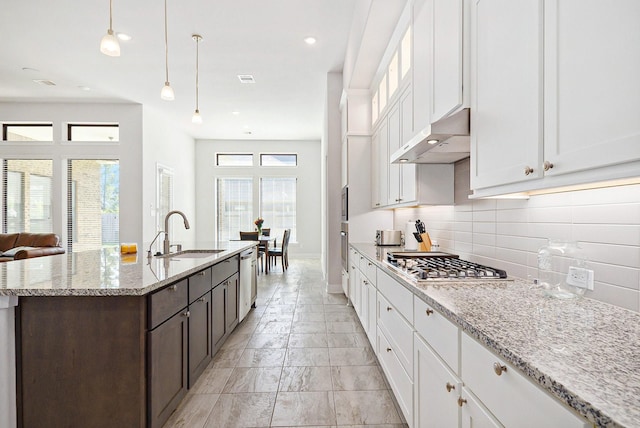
[261,228,270,236]
[269,229,290,271]
[239,231,264,272]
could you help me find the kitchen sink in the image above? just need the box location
[157,249,225,259]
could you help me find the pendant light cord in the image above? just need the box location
[109,0,113,31]
[164,0,169,83]
[195,37,199,110]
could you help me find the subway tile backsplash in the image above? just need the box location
[394,159,640,312]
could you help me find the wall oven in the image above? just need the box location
[341,186,348,221]
[340,222,348,272]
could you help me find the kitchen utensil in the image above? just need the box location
[413,232,423,242]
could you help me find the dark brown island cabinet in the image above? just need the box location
[16,254,241,428]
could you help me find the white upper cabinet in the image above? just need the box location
[431,0,469,123]
[543,0,640,177]
[471,0,640,196]
[470,0,544,190]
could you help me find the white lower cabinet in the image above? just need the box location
[461,333,590,428]
[414,333,461,428]
[459,387,504,428]
[366,280,377,345]
[378,292,414,377]
[378,326,413,424]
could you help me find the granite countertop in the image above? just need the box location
[352,243,640,428]
[0,241,256,297]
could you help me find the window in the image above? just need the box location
[2,160,53,233]
[372,90,379,125]
[216,178,253,241]
[388,51,399,98]
[2,123,53,141]
[260,154,297,167]
[156,164,174,232]
[216,154,253,167]
[67,160,119,251]
[260,177,296,242]
[379,74,388,112]
[68,124,119,141]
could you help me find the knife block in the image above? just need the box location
[419,233,432,251]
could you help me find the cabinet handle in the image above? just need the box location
[198,297,206,302]
[457,397,467,407]
[446,382,455,393]
[386,347,392,352]
[543,160,554,171]
[351,265,356,270]
[524,166,534,175]
[364,280,369,285]
[368,262,372,266]
[198,271,206,276]
[493,362,507,376]
[386,306,392,312]
[425,308,434,316]
[168,285,177,291]
[182,311,190,318]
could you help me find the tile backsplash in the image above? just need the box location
[394,159,640,312]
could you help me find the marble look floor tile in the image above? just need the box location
[233,320,259,336]
[271,391,337,426]
[288,333,329,348]
[259,313,295,324]
[296,296,325,305]
[329,347,378,366]
[292,311,326,322]
[324,311,359,323]
[331,366,388,390]
[263,304,296,315]
[285,348,330,367]
[255,321,292,335]
[327,333,370,348]
[221,332,252,350]
[334,390,402,425]
[204,392,276,427]
[324,293,348,305]
[222,367,282,393]
[163,393,219,428]
[190,367,234,394]
[291,321,327,334]
[246,333,290,349]
[237,348,286,367]
[279,366,333,391]
[211,348,244,369]
[324,304,354,313]
[294,304,325,313]
[326,321,364,334]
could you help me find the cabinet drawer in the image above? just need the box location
[212,255,239,284]
[148,279,188,330]
[414,296,459,374]
[378,326,413,424]
[362,258,377,286]
[188,268,212,303]
[461,333,589,428]
[378,292,413,378]
[377,269,413,323]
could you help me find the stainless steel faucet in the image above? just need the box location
[163,210,190,254]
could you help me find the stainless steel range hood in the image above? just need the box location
[390,108,470,164]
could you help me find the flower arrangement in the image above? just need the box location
[254,217,264,232]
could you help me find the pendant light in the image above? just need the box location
[100,0,120,56]
[160,0,174,100]
[192,34,203,124]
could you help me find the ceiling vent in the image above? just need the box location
[237,74,255,84]
[33,79,56,86]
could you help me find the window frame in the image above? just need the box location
[216,153,254,167]
[259,153,298,167]
[2,123,53,142]
[67,123,120,142]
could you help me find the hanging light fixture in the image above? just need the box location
[160,0,175,100]
[100,0,120,56]
[191,34,203,124]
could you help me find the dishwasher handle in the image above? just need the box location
[240,250,254,260]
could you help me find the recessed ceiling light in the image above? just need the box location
[238,74,255,84]
[33,79,56,86]
[78,86,91,91]
[116,32,132,41]
[244,131,252,135]
[304,36,317,45]
[232,111,240,115]
[22,67,40,73]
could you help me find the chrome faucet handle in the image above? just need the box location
[170,244,182,252]
[148,231,165,257]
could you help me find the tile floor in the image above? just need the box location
[164,258,408,428]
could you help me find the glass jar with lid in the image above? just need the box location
[537,240,588,298]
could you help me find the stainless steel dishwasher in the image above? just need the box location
[239,248,257,321]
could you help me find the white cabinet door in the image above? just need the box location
[388,104,401,205]
[470,0,544,189]
[399,87,417,204]
[412,0,432,135]
[377,122,389,208]
[460,387,504,428]
[371,130,381,208]
[366,280,377,346]
[414,333,461,428]
[359,274,370,332]
[543,0,640,176]
[349,265,359,311]
[431,0,465,122]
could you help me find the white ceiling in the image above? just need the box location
[0,0,362,141]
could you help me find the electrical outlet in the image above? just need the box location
[566,267,594,290]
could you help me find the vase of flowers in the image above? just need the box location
[254,217,264,235]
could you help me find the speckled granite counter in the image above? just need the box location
[0,241,256,297]
[352,243,640,428]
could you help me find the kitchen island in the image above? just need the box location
[351,243,639,428]
[0,241,256,428]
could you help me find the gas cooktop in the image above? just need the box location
[386,252,509,282]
